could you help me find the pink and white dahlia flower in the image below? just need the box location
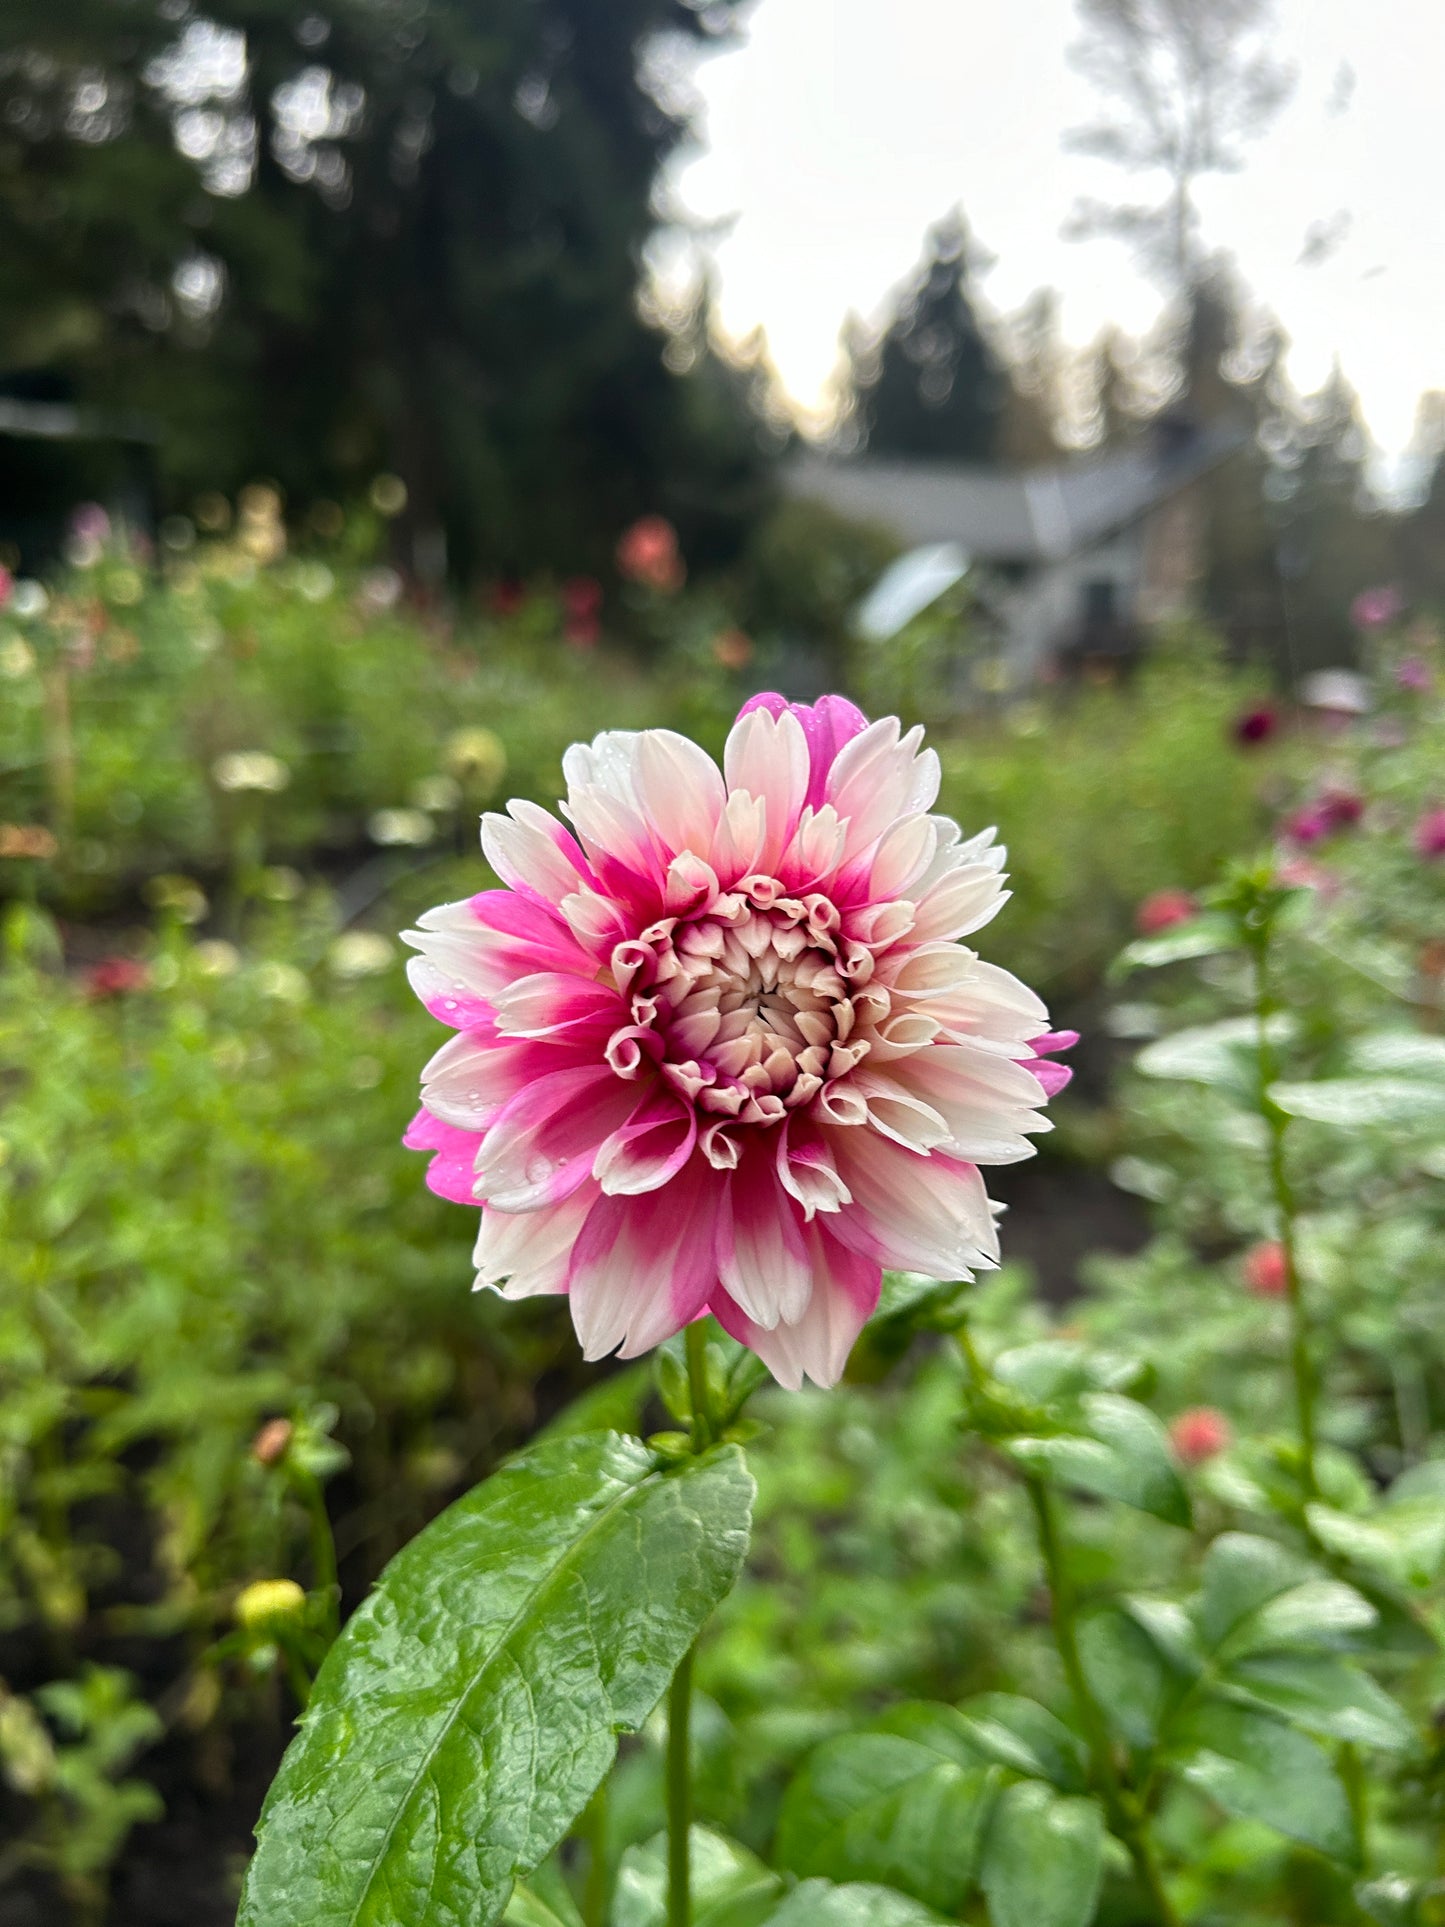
[403,694,1067,1388]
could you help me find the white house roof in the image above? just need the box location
[787,422,1247,565]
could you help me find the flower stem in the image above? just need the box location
[1025,1476,1182,1927]
[666,1643,694,1927]
[290,1463,341,1644]
[1247,925,1317,1499]
[580,1778,610,1927]
[668,1319,714,1927]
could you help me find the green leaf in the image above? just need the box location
[1077,1609,1179,1748]
[990,1343,1143,1404]
[1172,1700,1357,1863]
[1347,1032,1445,1076]
[1112,915,1236,974]
[1008,1394,1191,1525]
[613,1828,781,1927]
[238,1433,755,1927]
[775,1705,1000,1913]
[1137,1015,1291,1087]
[758,1880,946,1927]
[1269,1077,1445,1130]
[1194,1534,1306,1649]
[1225,1654,1414,1752]
[1194,1534,1376,1660]
[979,1782,1104,1927]
[505,1882,583,1927]
[1307,1470,1445,1590]
[955,1695,1087,1793]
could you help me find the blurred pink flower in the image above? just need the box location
[1396,657,1433,693]
[71,502,112,544]
[616,515,685,594]
[1284,804,1332,847]
[1242,1240,1288,1298]
[1233,704,1278,747]
[1413,808,1445,859]
[83,956,151,999]
[403,695,1062,1388]
[0,566,12,611]
[561,576,602,650]
[1135,889,1196,936]
[1171,1407,1231,1464]
[1350,585,1402,630]
[1276,857,1338,898]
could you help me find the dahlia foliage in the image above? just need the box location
[404,695,1070,1387]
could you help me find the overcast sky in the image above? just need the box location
[662,0,1445,469]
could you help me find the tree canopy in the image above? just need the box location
[0,0,769,576]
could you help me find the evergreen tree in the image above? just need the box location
[850,214,1006,463]
[0,0,766,577]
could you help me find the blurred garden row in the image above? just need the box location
[2,501,1444,1924]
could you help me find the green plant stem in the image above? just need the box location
[685,1320,713,1450]
[666,1643,694,1927]
[290,1465,341,1643]
[668,1319,715,1927]
[1026,1476,1182,1927]
[580,1778,610,1927]
[1249,930,1317,1499]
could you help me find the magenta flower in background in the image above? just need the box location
[1396,657,1433,694]
[404,694,1065,1388]
[1414,808,1445,859]
[1350,585,1403,631]
[1284,804,1332,848]
[1233,704,1278,747]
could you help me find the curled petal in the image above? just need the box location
[475,1066,642,1211]
[777,1116,851,1218]
[592,1092,698,1196]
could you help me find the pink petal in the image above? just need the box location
[403,1107,484,1205]
[722,705,810,872]
[472,1185,598,1297]
[592,1090,698,1196]
[710,1218,880,1388]
[736,692,871,809]
[490,972,625,1042]
[716,1142,812,1328]
[634,729,727,860]
[567,1161,725,1360]
[829,1135,999,1277]
[481,800,593,906]
[475,1065,643,1212]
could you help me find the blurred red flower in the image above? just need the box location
[1135,889,1196,936]
[83,956,152,999]
[616,515,684,593]
[1242,1240,1288,1297]
[1171,1407,1231,1464]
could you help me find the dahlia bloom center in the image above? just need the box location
[610,881,877,1130]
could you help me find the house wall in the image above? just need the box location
[992,529,1145,680]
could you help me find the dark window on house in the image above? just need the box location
[1082,578,1116,624]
